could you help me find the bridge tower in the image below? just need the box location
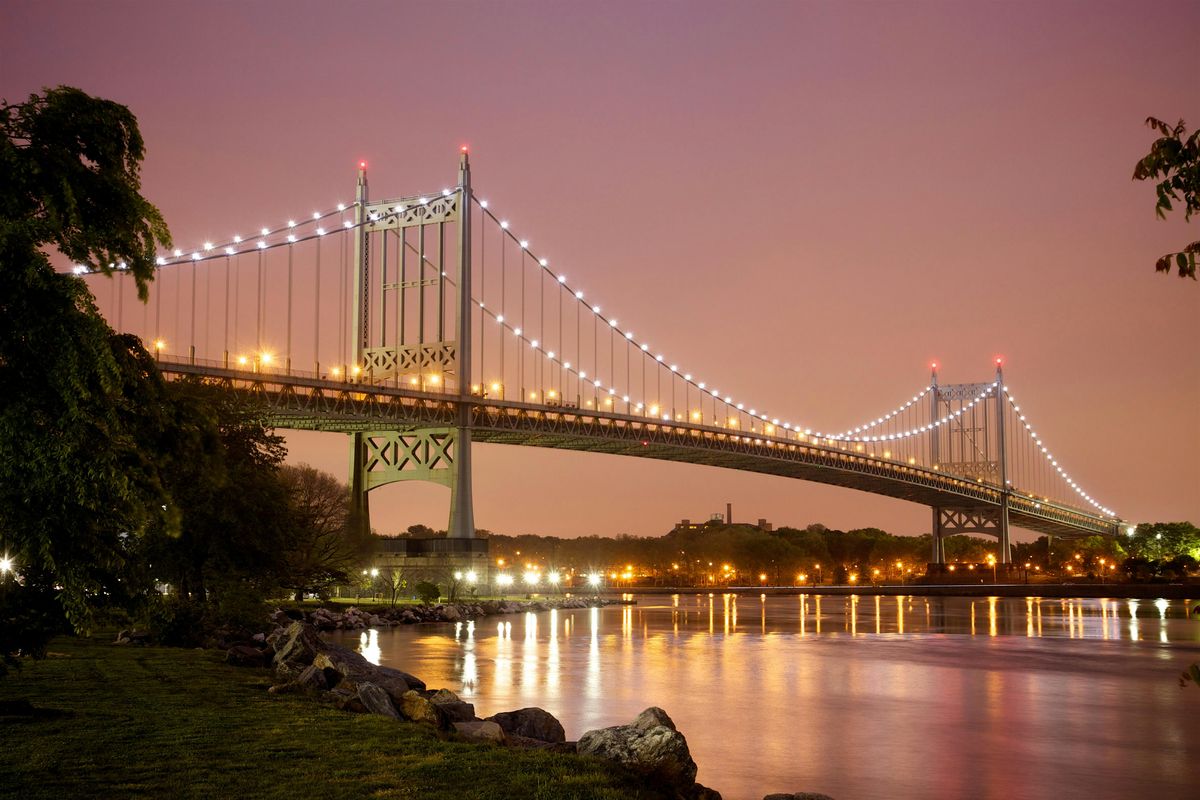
[347,153,476,540]
[928,362,1012,565]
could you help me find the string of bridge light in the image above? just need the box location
[68,202,365,276]
[827,384,997,443]
[827,385,933,439]
[1002,387,1115,517]
[473,196,814,431]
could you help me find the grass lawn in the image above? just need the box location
[0,636,667,800]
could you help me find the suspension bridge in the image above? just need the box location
[82,150,1125,565]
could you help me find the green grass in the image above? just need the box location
[0,636,666,800]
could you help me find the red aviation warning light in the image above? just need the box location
[358,160,367,169]
[460,144,469,153]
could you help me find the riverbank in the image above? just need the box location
[609,583,1200,600]
[0,635,674,800]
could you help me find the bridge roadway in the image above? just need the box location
[158,358,1118,540]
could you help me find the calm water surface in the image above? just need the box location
[334,594,1200,800]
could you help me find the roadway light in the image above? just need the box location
[369,568,379,578]
[587,573,602,587]
[496,573,514,587]
[547,572,561,585]
[523,571,539,586]
[465,571,478,584]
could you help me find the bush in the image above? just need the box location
[145,597,207,648]
[414,581,440,605]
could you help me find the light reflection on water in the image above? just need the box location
[336,594,1200,800]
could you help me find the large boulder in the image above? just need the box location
[452,720,506,744]
[313,646,416,705]
[272,622,325,678]
[266,663,328,695]
[357,682,401,719]
[399,690,442,726]
[486,707,566,744]
[577,707,698,795]
[427,688,476,723]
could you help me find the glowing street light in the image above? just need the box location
[496,573,514,587]
[465,571,478,584]
[523,570,539,587]
[0,553,13,576]
[587,573,602,588]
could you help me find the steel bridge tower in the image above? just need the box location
[347,153,476,540]
[928,361,1012,565]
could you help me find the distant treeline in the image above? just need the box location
[389,521,1198,580]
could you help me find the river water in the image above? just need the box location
[334,594,1200,800]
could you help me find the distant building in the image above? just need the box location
[673,512,772,532]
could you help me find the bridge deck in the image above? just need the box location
[158,359,1117,540]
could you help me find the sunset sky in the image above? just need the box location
[5,1,1197,540]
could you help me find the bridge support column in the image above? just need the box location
[447,426,474,539]
[349,427,470,537]
[931,507,946,564]
[349,431,371,537]
[931,506,1008,566]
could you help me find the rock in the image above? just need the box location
[761,795,834,800]
[427,688,475,723]
[577,706,698,794]
[266,663,328,695]
[357,682,400,719]
[272,622,325,678]
[399,690,442,726]
[313,646,413,704]
[452,720,506,744]
[225,644,269,668]
[296,664,329,691]
[486,707,566,743]
[328,685,367,713]
[633,706,676,732]
[252,632,266,643]
[688,785,722,800]
[378,664,425,693]
[441,605,461,622]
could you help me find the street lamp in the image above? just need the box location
[986,554,997,583]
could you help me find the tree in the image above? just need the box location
[277,464,370,601]
[1133,117,1199,279]
[143,379,292,607]
[1,87,172,670]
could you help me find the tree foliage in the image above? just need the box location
[142,379,291,606]
[276,464,371,601]
[1132,116,1199,279]
[1,87,173,661]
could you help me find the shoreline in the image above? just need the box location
[604,583,1200,600]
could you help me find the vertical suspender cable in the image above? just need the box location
[286,243,293,374]
[315,237,321,375]
[189,261,196,364]
[223,256,230,367]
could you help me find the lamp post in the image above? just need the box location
[986,554,997,583]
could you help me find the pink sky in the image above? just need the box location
[5,1,1197,539]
